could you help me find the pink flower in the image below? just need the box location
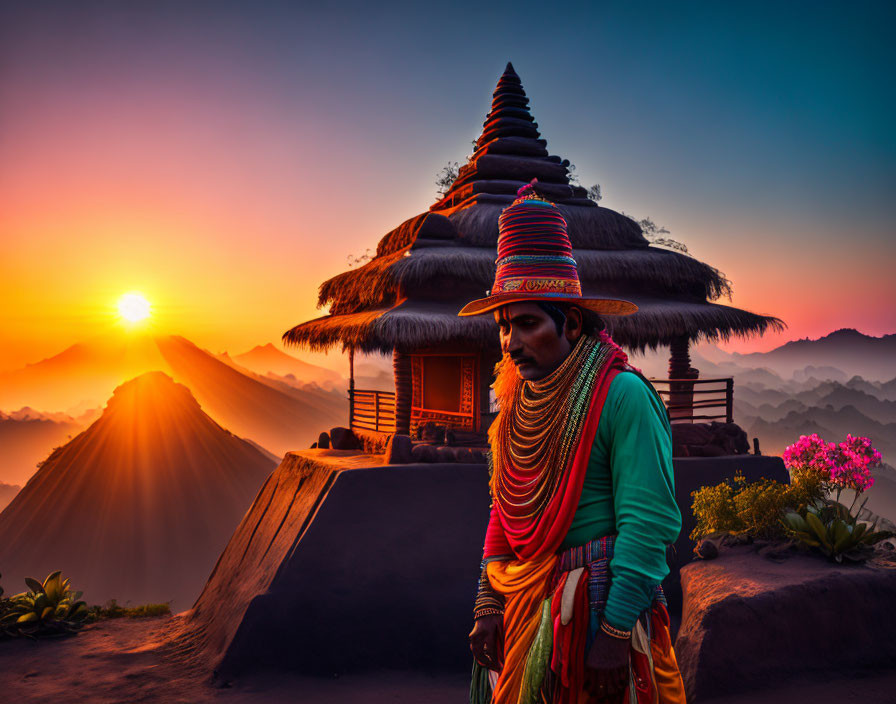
[783,433,882,493]
[783,433,831,476]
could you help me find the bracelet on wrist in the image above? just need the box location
[473,608,504,620]
[599,616,632,640]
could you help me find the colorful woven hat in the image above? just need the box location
[457,180,638,317]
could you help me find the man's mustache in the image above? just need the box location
[509,352,534,365]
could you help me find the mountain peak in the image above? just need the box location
[825,328,864,339]
[0,366,277,610]
[106,370,199,412]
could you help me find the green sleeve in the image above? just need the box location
[600,371,681,631]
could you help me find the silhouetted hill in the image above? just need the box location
[0,334,348,467]
[0,411,87,486]
[0,333,170,411]
[0,482,19,512]
[792,365,848,383]
[733,329,896,381]
[0,372,277,610]
[231,344,342,388]
[748,405,896,460]
[878,377,896,402]
[156,336,346,456]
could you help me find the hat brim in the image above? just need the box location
[457,293,638,317]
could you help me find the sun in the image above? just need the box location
[117,292,152,324]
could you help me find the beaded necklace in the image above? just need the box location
[491,334,612,523]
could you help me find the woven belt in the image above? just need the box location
[555,534,667,613]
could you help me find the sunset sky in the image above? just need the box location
[1,1,893,373]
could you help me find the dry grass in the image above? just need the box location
[283,298,784,355]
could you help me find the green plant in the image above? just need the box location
[0,570,88,638]
[88,599,171,620]
[690,472,824,542]
[780,434,891,562]
[781,497,894,563]
[690,479,739,541]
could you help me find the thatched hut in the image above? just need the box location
[283,62,783,439]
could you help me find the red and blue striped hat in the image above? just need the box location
[458,180,638,317]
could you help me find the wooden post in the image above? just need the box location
[668,336,698,422]
[393,349,411,436]
[726,378,734,424]
[348,346,355,429]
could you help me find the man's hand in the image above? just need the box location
[469,613,504,671]
[584,629,630,701]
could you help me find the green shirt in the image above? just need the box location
[560,369,681,631]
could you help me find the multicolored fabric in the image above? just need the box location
[556,534,667,615]
[482,333,631,561]
[456,179,638,317]
[492,187,580,297]
[471,535,687,704]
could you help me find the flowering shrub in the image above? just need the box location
[781,433,830,484]
[783,433,879,496]
[780,434,891,562]
[691,433,891,563]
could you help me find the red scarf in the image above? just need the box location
[483,333,630,561]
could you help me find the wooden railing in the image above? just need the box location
[349,389,397,433]
[647,377,734,423]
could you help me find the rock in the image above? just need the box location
[329,427,360,451]
[310,442,317,449]
[674,544,896,701]
[384,434,412,464]
[671,421,749,457]
[695,538,719,560]
[317,432,330,450]
[455,448,475,464]
[436,446,456,463]
[411,444,438,463]
[420,422,447,445]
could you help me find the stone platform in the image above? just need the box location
[171,450,794,683]
[674,543,896,701]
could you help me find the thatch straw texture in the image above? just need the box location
[376,212,456,257]
[282,302,498,354]
[447,202,647,250]
[282,298,784,355]
[317,246,732,313]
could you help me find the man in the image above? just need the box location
[459,181,687,704]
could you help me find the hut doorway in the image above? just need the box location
[410,352,478,432]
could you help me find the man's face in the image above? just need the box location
[494,302,572,381]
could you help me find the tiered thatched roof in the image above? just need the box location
[284,62,783,355]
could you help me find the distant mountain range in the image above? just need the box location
[0,372,277,610]
[224,343,343,388]
[0,410,91,486]
[0,335,349,486]
[732,329,896,382]
[629,329,896,522]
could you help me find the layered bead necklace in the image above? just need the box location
[492,334,611,522]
